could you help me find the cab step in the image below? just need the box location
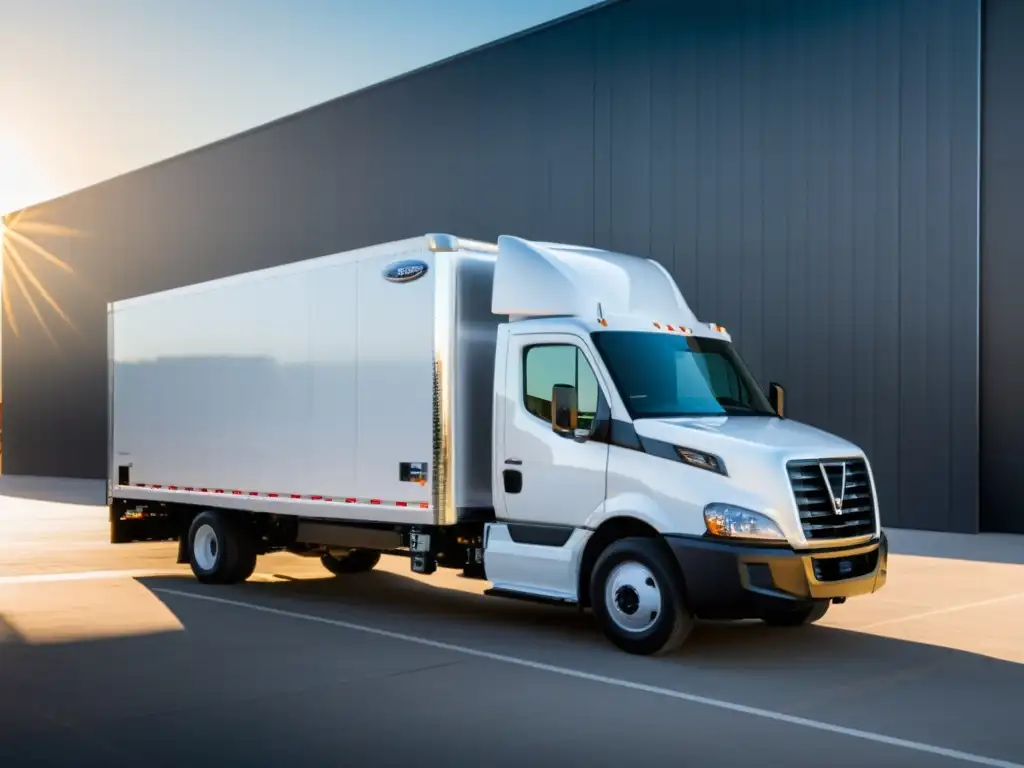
[483,587,577,607]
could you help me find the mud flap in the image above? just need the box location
[109,499,180,544]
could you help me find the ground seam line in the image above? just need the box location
[858,591,1024,630]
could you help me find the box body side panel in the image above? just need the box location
[110,240,436,523]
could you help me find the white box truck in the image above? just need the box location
[108,233,888,655]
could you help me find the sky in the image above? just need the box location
[0,0,599,215]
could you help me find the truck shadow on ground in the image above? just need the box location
[0,613,26,644]
[143,568,1021,672]
[1,573,1022,767]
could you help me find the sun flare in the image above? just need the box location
[0,135,51,216]
[0,137,87,345]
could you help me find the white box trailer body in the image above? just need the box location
[109,234,498,528]
[109,233,888,656]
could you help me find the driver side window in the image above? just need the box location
[523,345,599,431]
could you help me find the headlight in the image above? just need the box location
[675,446,728,476]
[703,503,785,541]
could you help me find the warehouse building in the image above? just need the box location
[2,0,1021,534]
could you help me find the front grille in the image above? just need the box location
[787,458,877,541]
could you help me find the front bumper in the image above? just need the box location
[664,531,888,620]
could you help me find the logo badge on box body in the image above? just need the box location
[383,259,429,283]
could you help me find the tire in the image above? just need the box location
[187,510,258,585]
[320,549,381,575]
[762,600,830,627]
[589,537,694,655]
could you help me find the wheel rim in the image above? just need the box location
[604,560,663,633]
[193,524,219,571]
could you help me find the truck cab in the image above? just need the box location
[482,236,887,655]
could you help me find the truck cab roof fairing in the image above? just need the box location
[490,235,698,326]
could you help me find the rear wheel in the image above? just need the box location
[320,549,381,575]
[187,511,258,585]
[762,601,830,627]
[590,537,694,655]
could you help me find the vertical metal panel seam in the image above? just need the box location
[947,0,956,532]
[648,4,655,258]
[759,0,767,381]
[974,0,983,530]
[895,0,904,528]
[694,13,702,314]
[591,14,598,245]
[670,3,679,277]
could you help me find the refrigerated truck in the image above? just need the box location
[108,233,888,655]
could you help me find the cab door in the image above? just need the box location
[499,333,609,530]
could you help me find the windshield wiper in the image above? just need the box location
[715,397,756,411]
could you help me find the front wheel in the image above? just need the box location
[590,537,694,655]
[762,601,830,627]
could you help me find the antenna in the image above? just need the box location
[597,302,604,320]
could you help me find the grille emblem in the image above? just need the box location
[819,461,847,513]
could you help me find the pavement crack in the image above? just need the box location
[382,659,465,679]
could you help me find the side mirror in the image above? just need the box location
[769,382,786,418]
[551,384,578,435]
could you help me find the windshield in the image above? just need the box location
[590,331,777,419]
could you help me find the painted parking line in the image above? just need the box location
[0,568,185,585]
[0,568,290,586]
[153,587,1023,768]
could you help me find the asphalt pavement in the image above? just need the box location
[1,477,1023,767]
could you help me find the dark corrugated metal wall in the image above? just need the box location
[980,0,1024,534]
[2,0,981,532]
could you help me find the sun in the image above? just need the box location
[0,134,51,216]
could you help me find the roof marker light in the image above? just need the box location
[709,323,727,333]
[653,322,662,329]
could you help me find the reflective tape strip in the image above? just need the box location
[119,483,431,509]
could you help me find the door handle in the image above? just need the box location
[505,458,522,466]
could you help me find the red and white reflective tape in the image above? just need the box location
[125,483,431,510]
